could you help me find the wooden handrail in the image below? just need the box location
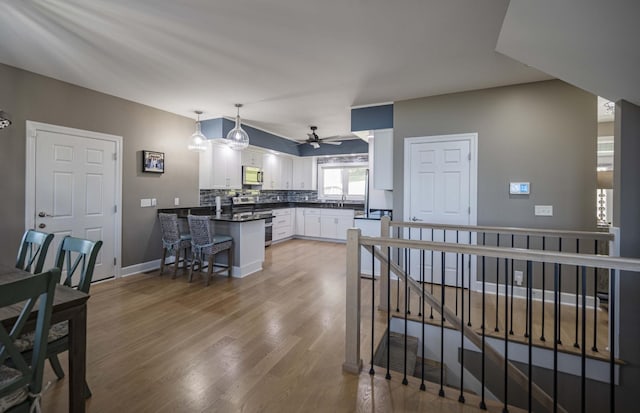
[386,218,614,242]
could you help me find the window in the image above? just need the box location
[318,163,367,200]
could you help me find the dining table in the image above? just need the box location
[0,263,90,413]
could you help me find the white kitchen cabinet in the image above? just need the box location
[320,209,354,240]
[373,129,393,190]
[320,216,337,239]
[262,153,293,190]
[335,216,354,241]
[272,208,293,241]
[303,209,322,237]
[199,143,241,189]
[262,153,280,189]
[280,156,293,189]
[295,208,305,235]
[355,218,381,276]
[292,157,316,190]
[241,147,263,168]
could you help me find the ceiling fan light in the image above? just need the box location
[188,111,209,152]
[226,104,250,150]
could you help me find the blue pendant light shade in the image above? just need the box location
[188,110,208,152]
[226,104,250,150]
[0,111,11,129]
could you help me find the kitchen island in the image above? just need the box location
[158,208,269,278]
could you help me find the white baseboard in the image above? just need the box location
[120,259,161,277]
[479,281,597,308]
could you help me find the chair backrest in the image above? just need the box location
[0,268,61,408]
[159,213,181,245]
[187,215,213,247]
[55,236,103,294]
[15,230,54,274]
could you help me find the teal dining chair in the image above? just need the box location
[0,268,61,413]
[15,229,54,274]
[16,236,102,398]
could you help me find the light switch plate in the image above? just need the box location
[151,198,157,207]
[140,198,151,208]
[174,197,180,206]
[535,205,553,216]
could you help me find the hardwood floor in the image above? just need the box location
[41,239,581,412]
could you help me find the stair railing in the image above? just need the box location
[344,222,638,413]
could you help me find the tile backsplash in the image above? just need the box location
[200,189,317,206]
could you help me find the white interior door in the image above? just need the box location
[404,134,476,286]
[26,122,121,284]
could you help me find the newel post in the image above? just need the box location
[379,216,391,311]
[343,227,363,374]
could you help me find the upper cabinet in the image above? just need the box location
[199,143,241,190]
[241,147,263,168]
[262,153,293,190]
[292,157,317,190]
[372,129,393,190]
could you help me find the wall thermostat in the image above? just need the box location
[509,182,530,195]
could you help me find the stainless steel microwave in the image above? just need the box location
[242,166,263,185]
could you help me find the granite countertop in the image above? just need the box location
[254,201,365,210]
[158,207,272,222]
[209,212,273,222]
[355,210,393,220]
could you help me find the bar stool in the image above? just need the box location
[158,213,191,278]
[187,214,233,286]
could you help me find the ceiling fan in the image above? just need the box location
[300,126,343,149]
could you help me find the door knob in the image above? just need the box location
[38,223,46,229]
[38,211,53,217]
[411,216,423,222]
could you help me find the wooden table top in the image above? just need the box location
[0,263,89,325]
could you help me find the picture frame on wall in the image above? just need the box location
[142,150,164,173]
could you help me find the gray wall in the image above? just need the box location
[393,79,596,231]
[613,100,640,411]
[0,63,199,267]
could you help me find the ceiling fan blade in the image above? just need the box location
[310,142,320,149]
[323,141,342,145]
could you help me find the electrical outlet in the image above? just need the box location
[514,270,523,286]
[174,197,180,206]
[151,198,157,207]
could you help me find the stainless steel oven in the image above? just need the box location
[264,215,273,246]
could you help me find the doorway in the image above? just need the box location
[403,133,477,286]
[25,121,122,283]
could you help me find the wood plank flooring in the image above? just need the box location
[41,239,584,412]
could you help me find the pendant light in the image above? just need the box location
[0,110,11,129]
[188,110,208,152]
[226,104,250,150]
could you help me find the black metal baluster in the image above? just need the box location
[455,231,459,316]
[574,239,580,349]
[430,229,435,319]
[403,247,409,385]
[541,237,547,342]
[495,233,500,332]
[386,246,392,380]
[581,266,587,413]
[527,260,533,413]
[610,269,616,413]
[468,230,472,327]
[439,251,446,398]
[420,237,426,391]
[554,263,559,413]
[592,239,599,352]
[509,234,515,336]
[459,251,466,404]
[480,233,487,410]
[503,257,509,413]
[407,228,411,315]
[396,227,401,313]
[370,241,376,375]
[558,238,563,345]
[525,236,530,338]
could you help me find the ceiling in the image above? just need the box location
[0,0,552,141]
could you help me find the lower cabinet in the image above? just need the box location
[272,208,294,242]
[301,208,353,240]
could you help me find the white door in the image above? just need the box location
[27,122,121,284]
[404,134,476,286]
